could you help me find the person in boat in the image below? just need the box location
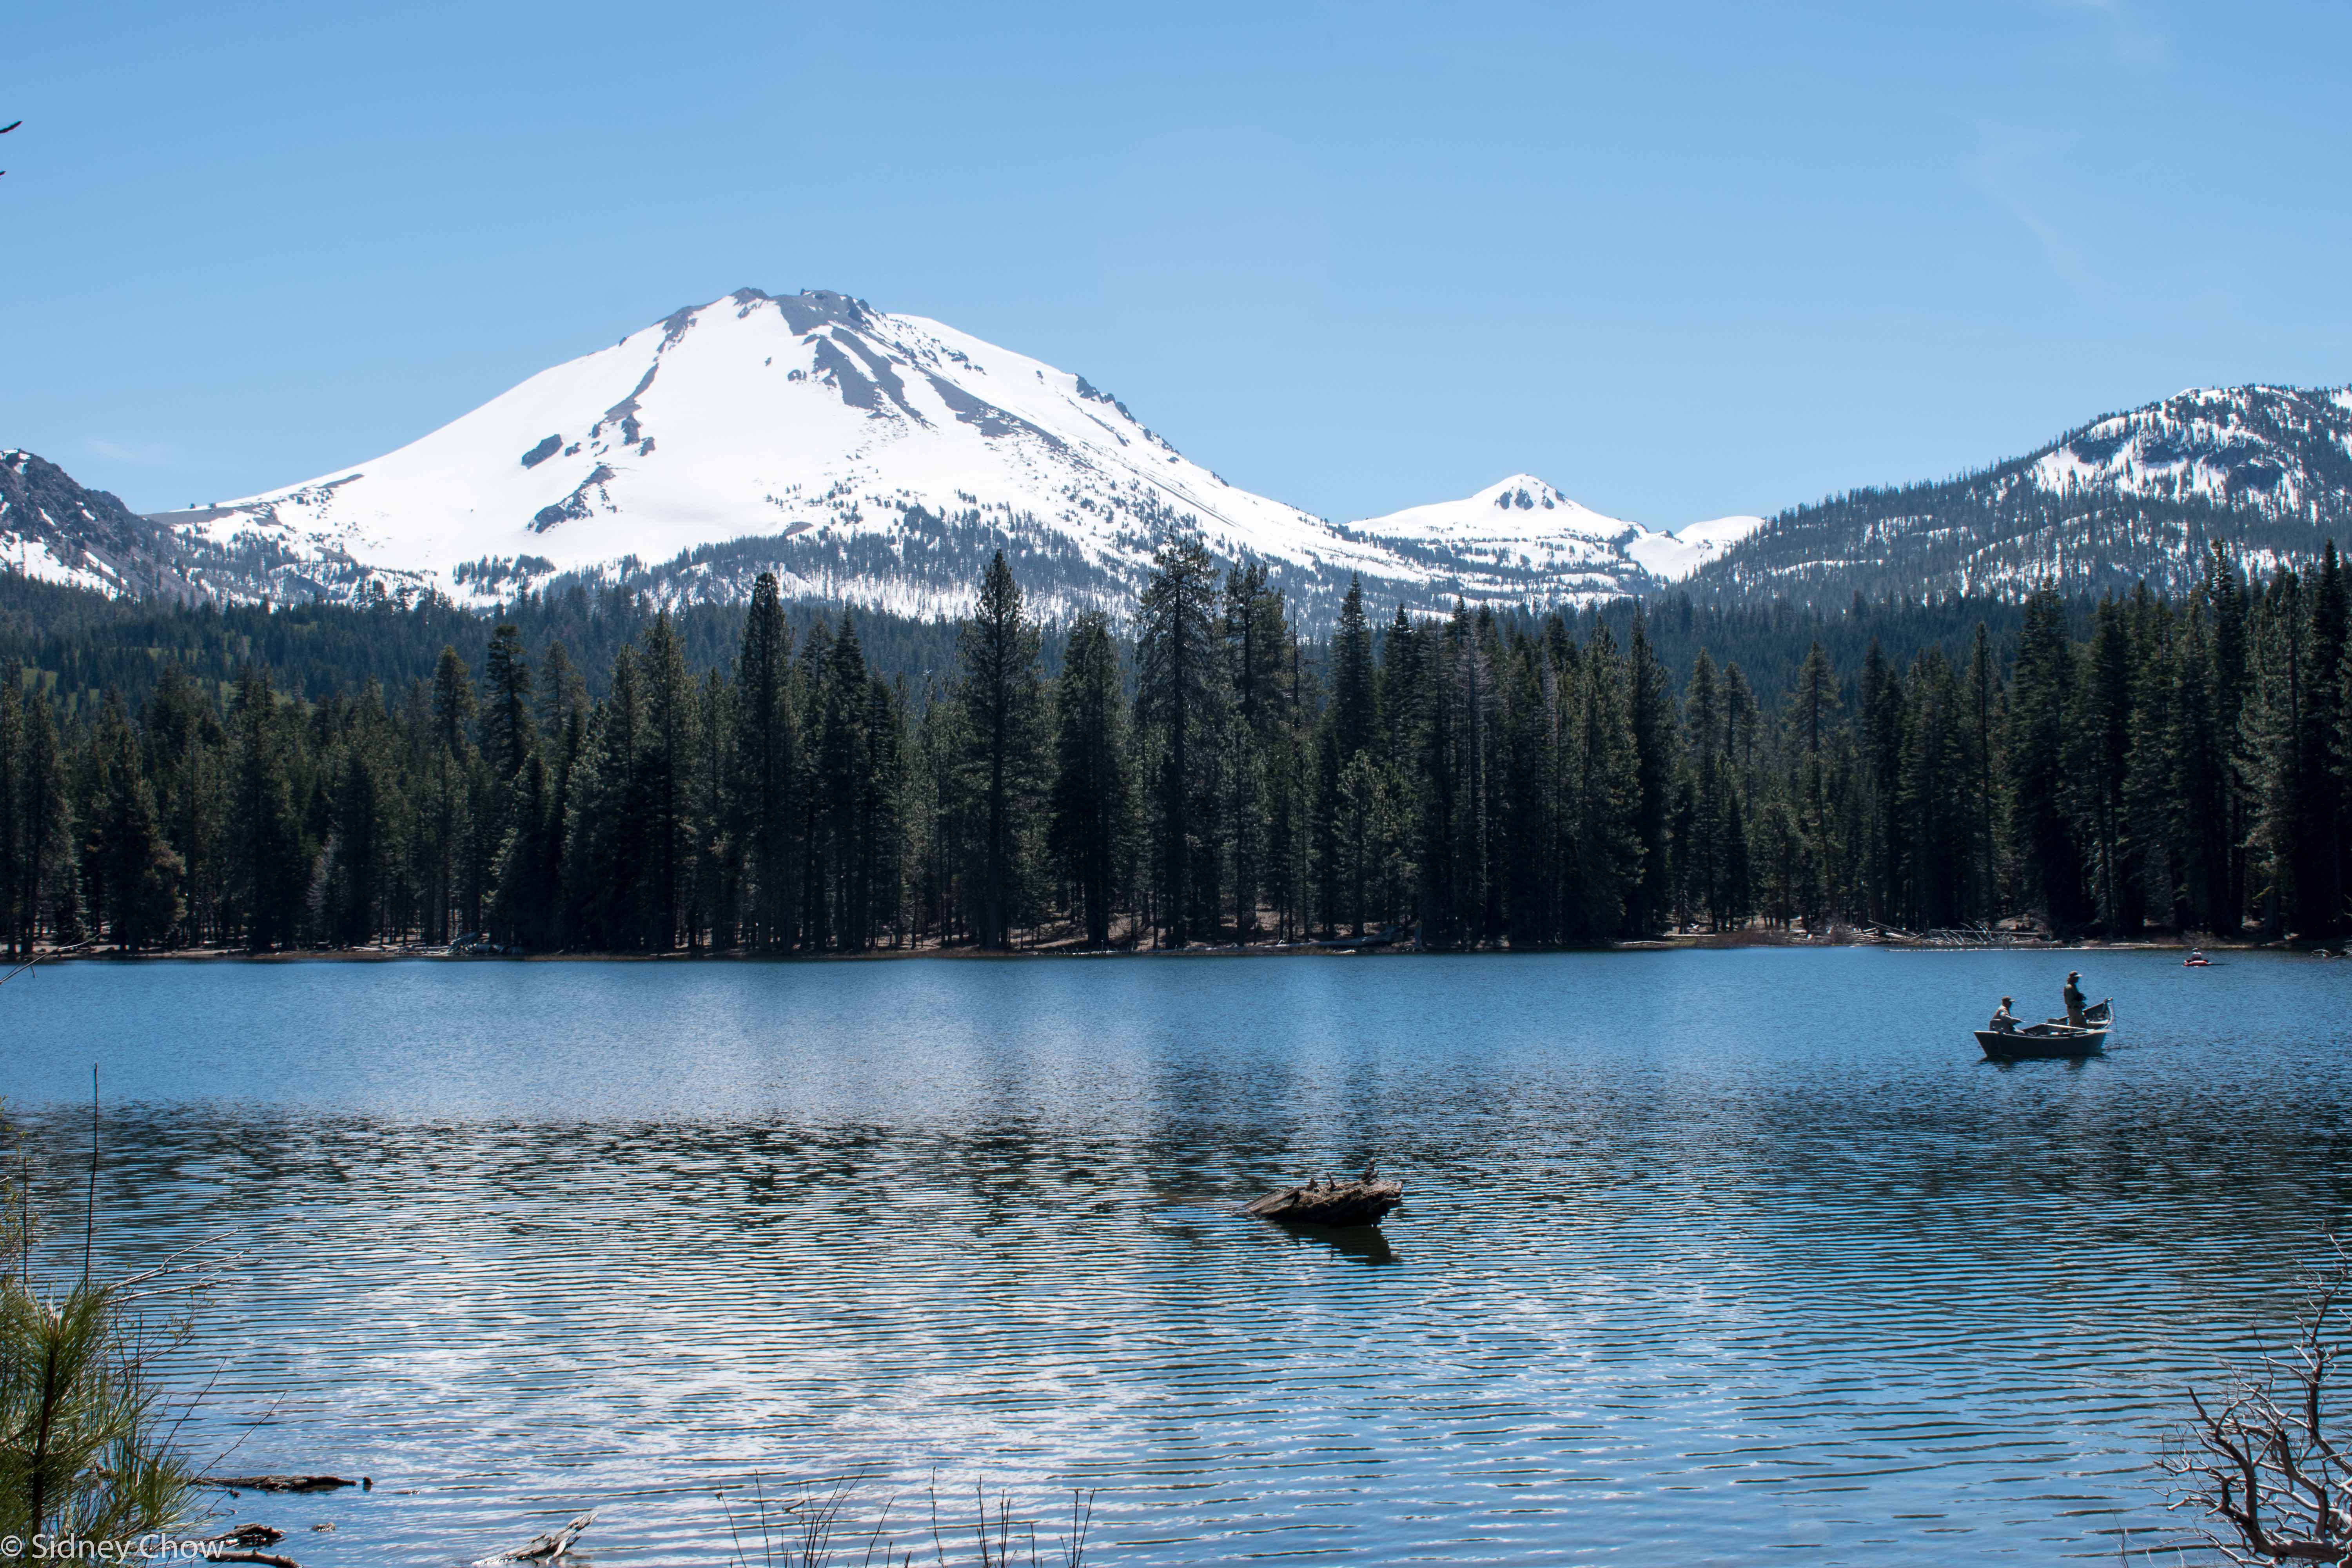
[2063,971,2088,1027]
[1989,997,2018,1033]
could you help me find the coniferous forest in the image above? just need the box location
[1,533,2347,957]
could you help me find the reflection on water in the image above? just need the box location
[1272,1222,1401,1265]
[3,949,2348,1564]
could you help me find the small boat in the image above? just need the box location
[2184,951,2211,967]
[1976,999,2113,1060]
[1243,1170,1404,1227]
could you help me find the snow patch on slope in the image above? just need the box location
[1623,514,1769,581]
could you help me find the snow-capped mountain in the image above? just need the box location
[136,289,1388,616]
[1690,385,2352,603]
[1342,475,1764,599]
[18,289,2343,625]
[129,289,1719,619]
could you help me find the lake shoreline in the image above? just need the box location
[11,930,2266,966]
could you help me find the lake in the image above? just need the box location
[3,948,2347,1565]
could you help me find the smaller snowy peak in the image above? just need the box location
[1346,475,1766,595]
[1354,475,1637,547]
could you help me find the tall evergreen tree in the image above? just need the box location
[1624,610,1678,935]
[2008,586,2088,933]
[564,645,647,950]
[957,551,1047,949]
[82,691,184,951]
[1134,533,1222,946]
[1047,612,1132,949]
[734,573,800,952]
[228,668,305,951]
[640,612,700,950]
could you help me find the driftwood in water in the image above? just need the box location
[1243,1173,1404,1227]
[474,1511,595,1565]
[199,1474,364,1493]
[202,1526,289,1548]
[191,1526,298,1566]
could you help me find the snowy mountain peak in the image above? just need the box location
[1348,475,1764,594]
[39,271,1837,618]
[129,290,1742,618]
[1477,475,1572,512]
[140,286,1420,616]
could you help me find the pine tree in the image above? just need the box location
[1787,640,1840,930]
[481,624,536,785]
[733,573,799,952]
[1498,637,1555,944]
[2008,586,2088,933]
[2080,597,2136,934]
[424,646,478,941]
[1047,612,1131,949]
[1895,650,1965,928]
[2169,596,2232,933]
[1565,621,1642,939]
[1222,563,1291,939]
[2121,586,2178,929]
[1857,639,1904,924]
[491,748,559,950]
[2297,543,2346,936]
[1963,623,1999,922]
[0,669,19,955]
[2206,544,2256,928]
[957,551,1046,949]
[640,612,700,950]
[814,614,877,950]
[1624,610,1678,936]
[1134,533,1221,946]
[325,694,395,947]
[82,692,183,951]
[140,664,223,946]
[228,668,305,952]
[564,645,647,950]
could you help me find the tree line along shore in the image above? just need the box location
[0,534,2346,959]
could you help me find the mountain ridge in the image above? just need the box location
[4,289,2347,623]
[1686,383,2352,603]
[114,288,1744,619]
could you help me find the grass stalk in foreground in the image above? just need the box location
[717,1474,1095,1568]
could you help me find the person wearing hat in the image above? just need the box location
[1989,996,2019,1034]
[2063,971,2087,1027]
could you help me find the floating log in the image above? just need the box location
[474,1510,595,1565]
[1243,1173,1404,1227]
[202,1526,288,1548]
[198,1475,364,1493]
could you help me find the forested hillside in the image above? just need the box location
[2,556,2068,719]
[1690,385,2352,605]
[1,534,2344,957]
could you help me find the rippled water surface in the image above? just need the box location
[5,949,2349,1565]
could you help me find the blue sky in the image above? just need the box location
[5,1,2347,525]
